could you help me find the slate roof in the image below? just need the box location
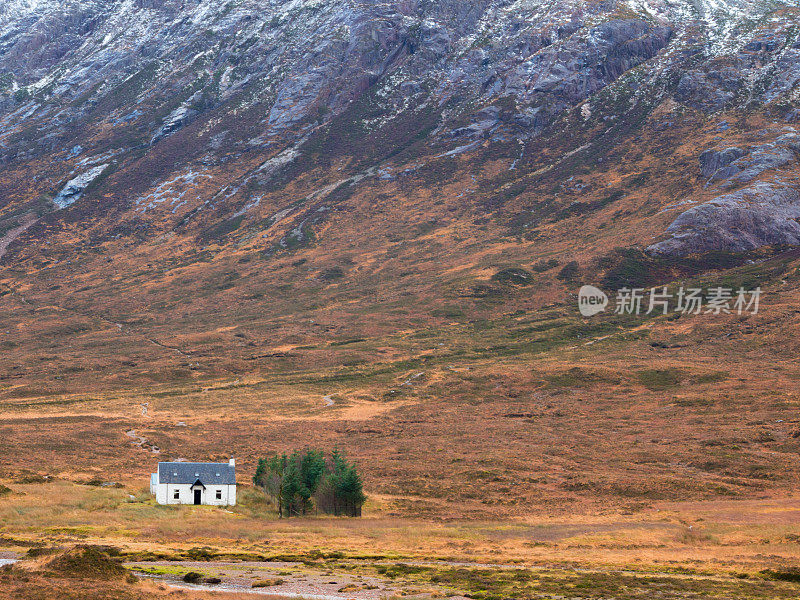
[157,462,235,485]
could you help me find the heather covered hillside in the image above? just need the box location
[3,3,800,598]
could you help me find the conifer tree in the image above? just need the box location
[255,448,365,517]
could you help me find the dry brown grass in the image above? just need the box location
[1,106,800,597]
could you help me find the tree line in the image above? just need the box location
[253,449,366,517]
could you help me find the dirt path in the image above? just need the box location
[0,214,37,262]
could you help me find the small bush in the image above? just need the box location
[432,306,465,319]
[491,267,534,286]
[637,368,685,391]
[183,572,203,583]
[556,261,580,281]
[253,578,284,588]
[691,371,728,384]
[186,546,217,561]
[12,472,51,484]
[42,546,128,581]
[532,259,559,273]
[545,367,619,388]
[761,568,800,582]
[320,267,345,281]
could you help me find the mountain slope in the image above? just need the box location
[1,0,800,512]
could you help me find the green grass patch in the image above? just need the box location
[545,367,620,388]
[637,368,686,391]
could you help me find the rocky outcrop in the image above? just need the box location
[648,182,800,256]
[53,164,108,208]
[722,144,796,185]
[700,147,746,179]
[650,131,800,256]
[674,60,745,113]
[699,135,800,187]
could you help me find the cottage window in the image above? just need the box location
[173,490,180,500]
[215,490,222,500]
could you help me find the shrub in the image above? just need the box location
[186,546,217,561]
[637,368,685,391]
[253,578,284,588]
[762,568,800,582]
[42,546,128,581]
[600,248,664,289]
[532,259,559,273]
[491,267,534,286]
[320,267,345,281]
[556,261,580,281]
[12,472,51,484]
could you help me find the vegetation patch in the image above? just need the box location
[254,449,366,517]
[551,190,626,221]
[330,338,367,347]
[12,472,52,484]
[691,371,729,384]
[253,578,284,588]
[182,571,204,583]
[42,546,132,582]
[545,367,620,388]
[320,267,345,281]
[637,368,686,391]
[491,267,535,286]
[556,261,580,282]
[369,562,800,600]
[532,259,559,273]
[762,568,800,583]
[598,247,767,290]
[198,215,245,242]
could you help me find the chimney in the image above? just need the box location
[229,458,235,467]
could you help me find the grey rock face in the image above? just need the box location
[0,0,682,184]
[648,182,800,256]
[724,144,796,185]
[675,63,744,112]
[700,147,746,178]
[53,164,109,208]
[0,0,797,262]
[699,137,799,188]
[651,131,800,256]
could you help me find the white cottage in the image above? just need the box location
[150,459,236,506]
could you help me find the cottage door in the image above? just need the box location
[193,489,201,505]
